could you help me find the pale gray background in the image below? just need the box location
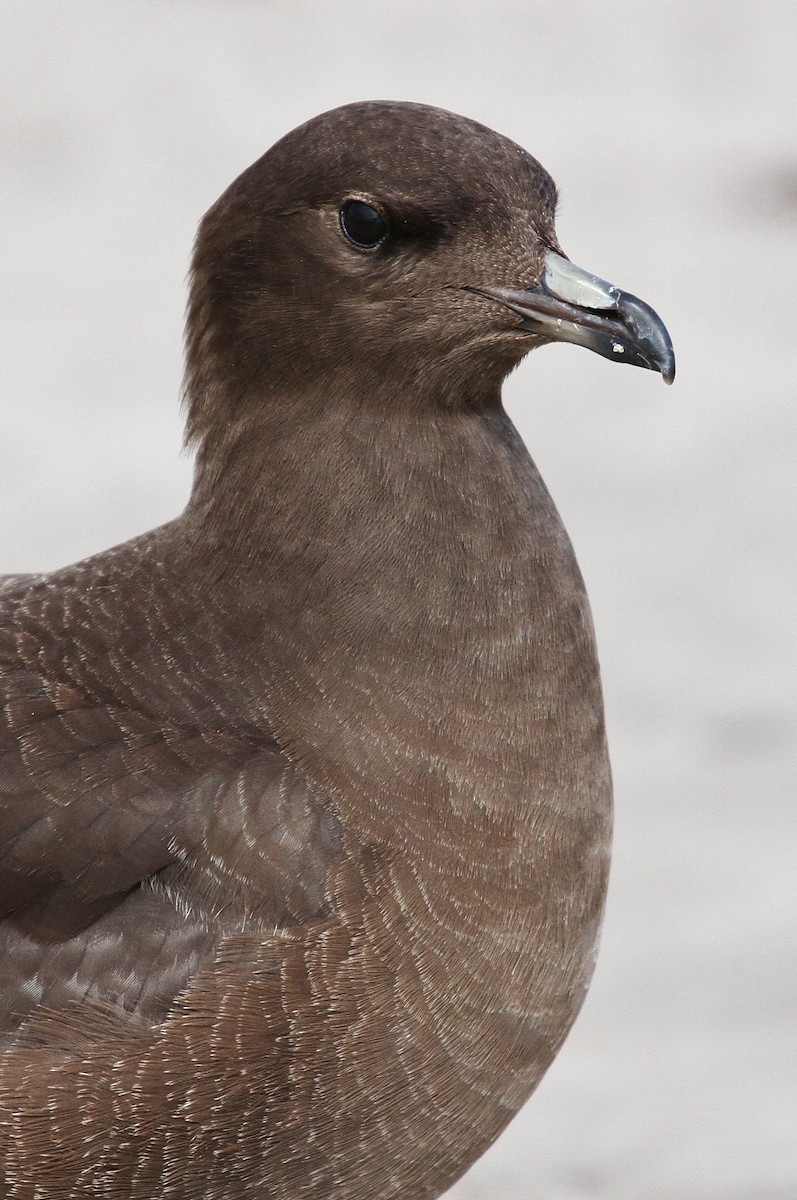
[1,3,795,1197]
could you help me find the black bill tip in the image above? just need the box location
[613,291,675,385]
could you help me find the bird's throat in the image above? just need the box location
[187,396,610,867]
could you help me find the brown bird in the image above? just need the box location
[0,102,673,1199]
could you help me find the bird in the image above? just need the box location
[0,101,674,1199]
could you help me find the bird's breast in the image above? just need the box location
[202,403,612,1063]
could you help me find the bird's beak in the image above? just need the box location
[478,251,675,383]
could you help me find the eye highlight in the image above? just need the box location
[339,200,388,250]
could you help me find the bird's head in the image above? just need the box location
[184,101,673,444]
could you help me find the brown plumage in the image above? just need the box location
[0,102,673,1198]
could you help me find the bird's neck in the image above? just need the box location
[185,392,608,854]
[185,392,611,1098]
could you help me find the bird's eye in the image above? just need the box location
[339,200,388,249]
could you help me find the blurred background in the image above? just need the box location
[1,2,795,1197]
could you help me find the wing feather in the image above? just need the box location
[0,553,343,1041]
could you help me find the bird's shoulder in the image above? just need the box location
[0,525,344,1038]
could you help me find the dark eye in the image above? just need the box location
[339,200,388,249]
